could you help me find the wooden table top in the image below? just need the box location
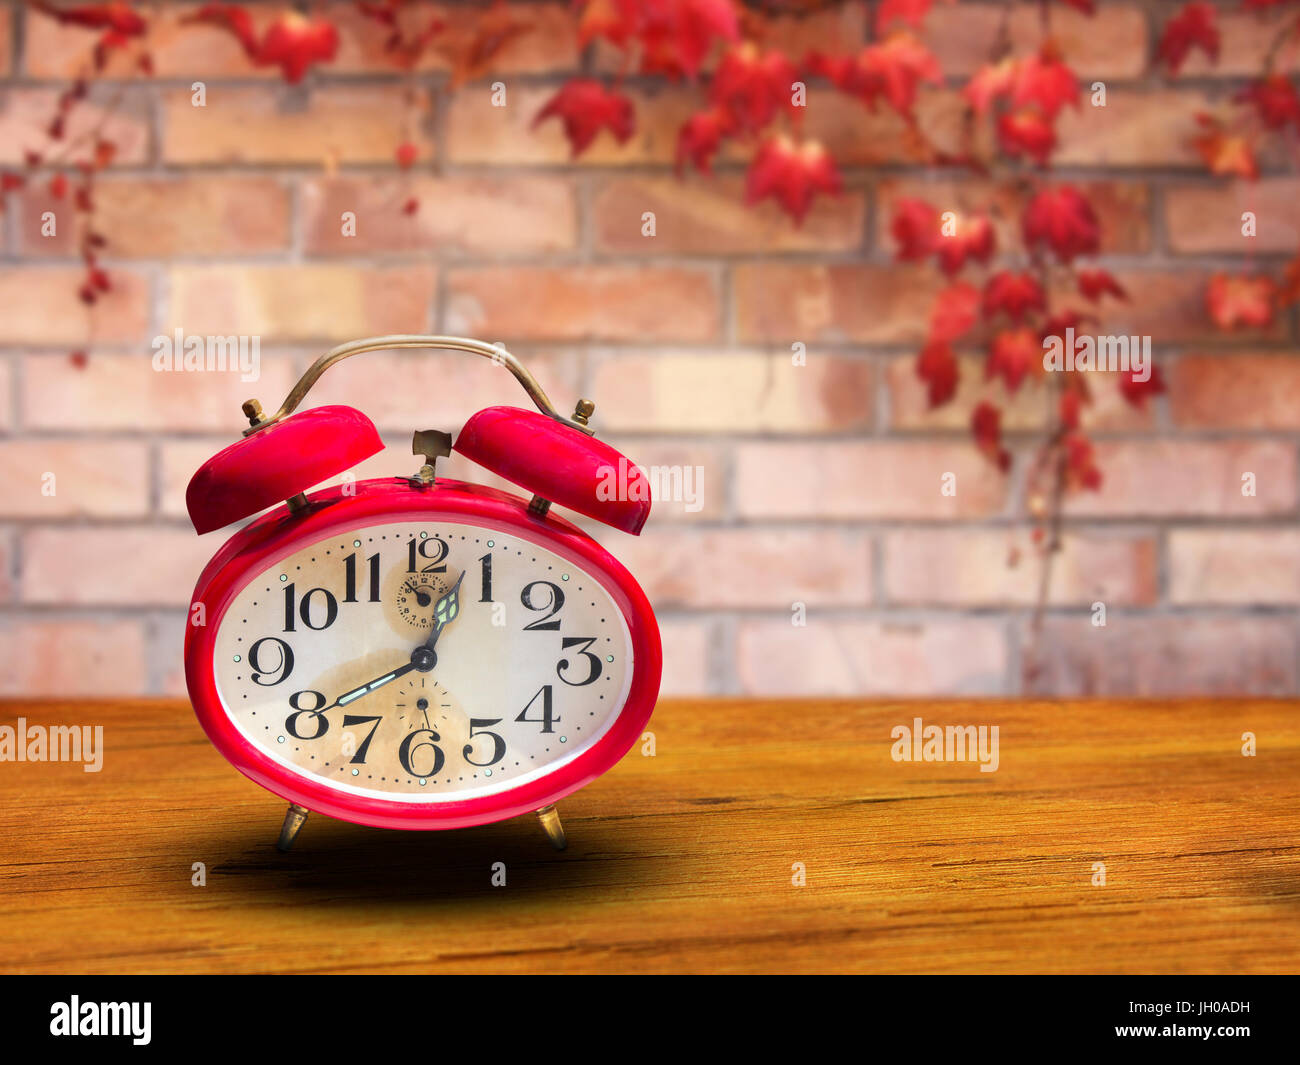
[0,697,1296,974]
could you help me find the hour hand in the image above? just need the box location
[422,570,466,652]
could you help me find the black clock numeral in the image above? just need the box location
[462,718,506,767]
[557,636,603,687]
[248,637,294,686]
[478,552,493,603]
[285,690,329,740]
[516,685,558,733]
[399,728,444,777]
[341,714,382,763]
[521,581,564,631]
[283,584,339,632]
[343,552,381,604]
[407,536,448,574]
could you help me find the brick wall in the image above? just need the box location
[0,1,1296,698]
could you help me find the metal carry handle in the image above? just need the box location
[240,335,595,436]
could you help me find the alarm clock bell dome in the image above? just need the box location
[186,404,383,534]
[455,406,651,535]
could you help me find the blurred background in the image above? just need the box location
[0,0,1296,698]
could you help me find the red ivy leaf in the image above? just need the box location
[1191,113,1258,179]
[533,80,636,157]
[983,271,1046,322]
[1236,74,1300,130]
[676,108,735,174]
[876,0,933,33]
[1206,273,1276,329]
[258,12,340,83]
[1118,363,1166,409]
[971,401,1011,471]
[1077,268,1128,302]
[986,327,1040,393]
[744,136,842,224]
[1022,185,1101,263]
[1011,44,1080,120]
[30,1,147,37]
[963,58,1016,116]
[808,33,941,118]
[1157,2,1219,75]
[936,215,995,276]
[997,109,1056,166]
[917,339,959,407]
[1064,432,1102,491]
[711,43,798,132]
[890,197,939,261]
[930,281,980,343]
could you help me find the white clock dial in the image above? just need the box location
[212,520,634,803]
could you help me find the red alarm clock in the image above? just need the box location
[183,336,661,852]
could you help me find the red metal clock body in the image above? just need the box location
[182,336,661,848]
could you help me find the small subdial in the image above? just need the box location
[395,574,449,631]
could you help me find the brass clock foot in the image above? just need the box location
[536,804,567,850]
[276,804,309,852]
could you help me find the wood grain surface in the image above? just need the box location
[0,697,1297,974]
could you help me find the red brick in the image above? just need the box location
[657,619,716,696]
[734,441,1010,520]
[162,86,431,165]
[592,175,866,255]
[1169,530,1300,605]
[331,1,579,75]
[0,268,150,346]
[0,441,148,517]
[23,4,278,79]
[1065,441,1297,517]
[0,358,11,431]
[1164,180,1300,254]
[0,7,10,78]
[795,88,966,167]
[284,347,581,433]
[22,527,212,606]
[887,355,1154,433]
[18,176,292,258]
[446,266,720,342]
[300,175,577,256]
[0,617,147,697]
[734,263,942,345]
[618,528,871,609]
[875,178,1151,256]
[926,3,1148,79]
[1055,90,1209,168]
[601,439,727,524]
[884,530,1158,606]
[737,618,1008,696]
[1052,270,1285,344]
[22,351,298,433]
[1171,354,1300,430]
[590,352,871,433]
[447,84,695,166]
[1179,10,1300,77]
[168,264,437,342]
[0,533,12,602]
[0,89,150,166]
[1024,617,1296,696]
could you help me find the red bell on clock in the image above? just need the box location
[181,336,662,856]
[186,404,383,535]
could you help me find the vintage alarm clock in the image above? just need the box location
[184,335,661,852]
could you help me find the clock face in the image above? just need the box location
[211,519,635,804]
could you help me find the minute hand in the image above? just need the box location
[324,661,418,712]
